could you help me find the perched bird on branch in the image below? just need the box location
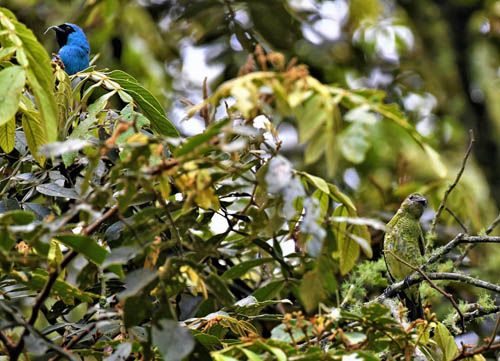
[45,23,89,75]
[384,193,427,321]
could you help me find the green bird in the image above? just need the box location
[383,193,427,320]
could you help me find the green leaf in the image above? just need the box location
[241,348,264,361]
[300,172,330,194]
[0,231,16,251]
[205,273,235,306]
[107,70,179,137]
[117,269,157,301]
[299,268,326,313]
[0,210,35,225]
[252,279,286,301]
[152,320,194,361]
[221,258,274,280]
[36,183,79,199]
[54,234,108,265]
[295,95,329,143]
[258,342,286,361]
[124,296,153,328]
[231,82,258,118]
[0,65,25,126]
[434,322,458,361]
[344,104,377,124]
[193,332,222,347]
[22,110,47,165]
[10,269,97,304]
[299,240,337,312]
[326,126,337,176]
[333,205,360,275]
[304,129,327,164]
[103,343,132,361]
[271,322,307,343]
[328,184,356,212]
[175,118,230,157]
[7,11,58,142]
[115,104,150,145]
[0,115,15,153]
[338,122,371,164]
[349,224,372,258]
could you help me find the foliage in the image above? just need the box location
[1,1,500,361]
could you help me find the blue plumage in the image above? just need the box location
[46,23,90,75]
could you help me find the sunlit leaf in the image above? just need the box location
[0,65,25,126]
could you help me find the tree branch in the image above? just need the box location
[0,330,14,353]
[429,129,474,238]
[373,271,500,304]
[423,234,500,269]
[452,313,500,360]
[454,212,500,267]
[384,250,465,331]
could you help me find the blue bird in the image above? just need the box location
[45,23,90,75]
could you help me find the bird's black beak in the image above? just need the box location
[44,25,63,35]
[417,197,427,207]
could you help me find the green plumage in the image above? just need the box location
[383,193,427,320]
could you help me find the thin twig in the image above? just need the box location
[455,212,500,267]
[487,313,500,348]
[385,250,465,332]
[200,77,210,127]
[429,130,474,238]
[452,314,500,360]
[445,207,468,233]
[50,323,97,361]
[486,213,500,235]
[240,183,257,215]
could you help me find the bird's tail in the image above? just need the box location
[400,291,423,321]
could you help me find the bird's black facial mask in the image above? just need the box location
[45,24,75,48]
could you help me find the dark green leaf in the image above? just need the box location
[252,280,286,302]
[117,269,157,301]
[152,320,195,361]
[107,70,179,137]
[221,258,274,280]
[55,234,108,265]
[36,183,79,199]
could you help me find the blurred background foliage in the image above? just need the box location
[3,0,500,350]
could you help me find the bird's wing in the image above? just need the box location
[418,227,425,256]
[382,247,395,283]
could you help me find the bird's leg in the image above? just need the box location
[403,275,412,290]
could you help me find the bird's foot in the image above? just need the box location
[403,275,412,288]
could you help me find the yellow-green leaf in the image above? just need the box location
[434,322,458,361]
[6,11,59,142]
[304,128,327,164]
[0,116,15,153]
[0,66,25,126]
[338,122,371,164]
[22,110,47,166]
